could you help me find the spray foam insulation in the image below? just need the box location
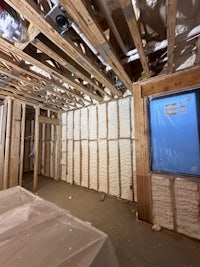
[152,175,174,230]
[98,103,107,139]
[174,178,200,239]
[119,98,130,138]
[74,141,81,185]
[120,139,132,201]
[89,141,98,191]
[81,108,88,139]
[108,101,118,140]
[61,96,135,201]
[89,106,97,140]
[99,140,108,193]
[109,140,119,197]
[74,109,80,140]
[67,112,73,140]
[66,140,73,184]
[81,140,88,188]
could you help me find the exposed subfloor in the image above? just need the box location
[23,173,200,267]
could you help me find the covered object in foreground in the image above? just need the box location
[0,186,119,267]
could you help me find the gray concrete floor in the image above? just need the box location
[23,173,200,267]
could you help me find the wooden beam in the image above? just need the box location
[134,83,152,223]
[141,66,200,96]
[33,107,39,191]
[3,99,12,189]
[38,115,60,125]
[61,0,133,92]
[32,39,112,99]
[0,39,102,102]
[5,0,121,97]
[120,0,151,78]
[167,0,178,73]
[15,25,40,50]
[19,103,26,186]
[195,37,200,65]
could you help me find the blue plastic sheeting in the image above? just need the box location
[149,91,200,176]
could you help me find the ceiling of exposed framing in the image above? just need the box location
[0,0,200,111]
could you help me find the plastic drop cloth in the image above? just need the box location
[0,186,119,267]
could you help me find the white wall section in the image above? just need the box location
[61,96,136,201]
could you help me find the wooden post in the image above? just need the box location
[19,103,26,186]
[55,113,61,181]
[3,98,12,189]
[33,107,39,191]
[134,84,152,223]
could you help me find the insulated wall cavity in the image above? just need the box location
[98,140,108,193]
[62,96,135,201]
[151,175,174,230]
[81,140,88,188]
[151,173,200,241]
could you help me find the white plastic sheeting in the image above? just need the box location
[0,186,119,267]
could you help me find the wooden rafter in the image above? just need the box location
[195,37,200,65]
[60,0,133,91]
[0,37,102,102]
[166,0,178,73]
[31,39,112,99]
[0,51,84,106]
[119,0,151,78]
[5,0,122,97]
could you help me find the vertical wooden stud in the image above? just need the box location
[33,107,39,191]
[19,103,26,186]
[134,84,152,223]
[3,98,12,189]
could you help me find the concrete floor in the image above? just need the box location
[23,173,200,267]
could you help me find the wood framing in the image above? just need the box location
[120,0,150,78]
[167,0,178,73]
[134,84,152,222]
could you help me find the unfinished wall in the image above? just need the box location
[151,174,200,240]
[0,104,7,189]
[61,96,136,201]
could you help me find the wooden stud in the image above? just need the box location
[117,99,121,198]
[96,105,99,191]
[106,102,109,194]
[55,113,61,181]
[3,99,12,189]
[19,103,26,186]
[134,83,152,222]
[33,107,39,191]
[129,97,134,201]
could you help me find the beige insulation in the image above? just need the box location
[89,141,98,190]
[175,178,200,239]
[119,98,130,138]
[98,103,107,139]
[98,140,108,193]
[81,140,88,188]
[108,101,118,140]
[61,96,135,201]
[120,139,132,201]
[151,175,174,230]
[81,108,88,139]
[67,111,73,140]
[89,106,97,140]
[66,140,73,184]
[74,110,80,140]
[74,141,80,185]
[109,140,120,197]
